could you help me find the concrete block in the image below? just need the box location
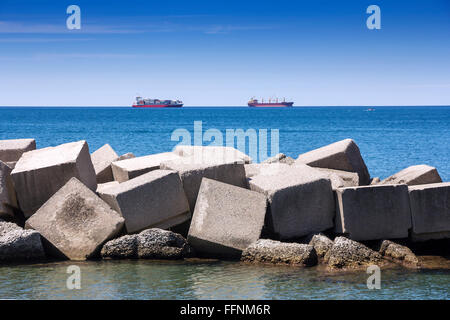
[408,182,450,241]
[380,164,442,186]
[25,178,124,260]
[161,158,248,212]
[315,168,359,188]
[249,164,335,240]
[99,170,190,234]
[188,178,268,258]
[11,140,97,217]
[0,161,18,218]
[174,145,252,164]
[244,163,291,179]
[0,139,36,162]
[91,144,119,183]
[291,163,355,191]
[96,181,120,194]
[296,139,370,185]
[335,184,412,241]
[111,152,180,182]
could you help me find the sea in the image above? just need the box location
[0,106,449,300]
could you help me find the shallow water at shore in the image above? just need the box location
[0,259,449,300]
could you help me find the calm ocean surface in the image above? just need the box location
[1,106,449,180]
[0,260,449,300]
[0,106,449,300]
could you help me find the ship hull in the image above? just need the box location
[132,104,183,108]
[248,102,293,107]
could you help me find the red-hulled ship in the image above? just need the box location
[248,97,293,107]
[132,96,183,108]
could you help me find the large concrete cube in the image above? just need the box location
[296,139,370,185]
[292,163,359,190]
[188,178,268,258]
[380,164,442,186]
[244,163,291,179]
[25,178,124,260]
[91,144,119,183]
[0,161,17,218]
[408,182,450,241]
[173,145,252,164]
[99,169,190,234]
[0,139,36,162]
[249,164,335,240]
[161,157,248,212]
[315,168,359,188]
[335,185,412,241]
[11,140,97,217]
[96,181,120,194]
[111,152,180,182]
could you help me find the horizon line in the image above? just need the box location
[1,105,450,108]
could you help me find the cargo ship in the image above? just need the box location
[132,96,183,108]
[248,97,293,107]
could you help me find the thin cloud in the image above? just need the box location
[0,20,275,35]
[402,84,450,89]
[32,53,164,59]
[0,21,145,34]
[202,25,274,34]
[0,53,165,62]
[0,37,94,43]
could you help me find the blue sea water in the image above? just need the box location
[0,260,449,300]
[1,106,449,180]
[1,106,450,300]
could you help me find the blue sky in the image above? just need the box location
[0,0,449,106]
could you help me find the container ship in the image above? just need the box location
[248,97,293,107]
[132,96,183,108]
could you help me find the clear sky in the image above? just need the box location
[0,0,449,106]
